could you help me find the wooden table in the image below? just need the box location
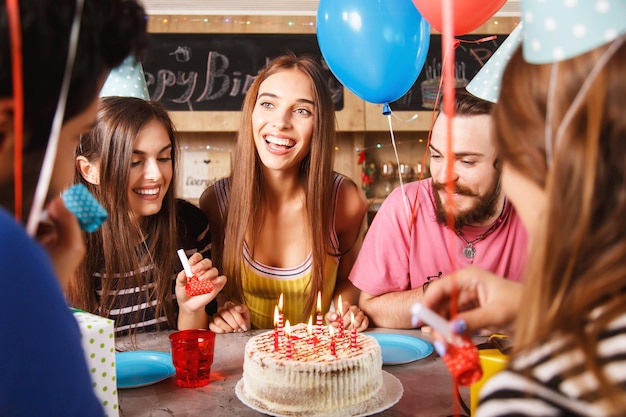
[117,328,477,417]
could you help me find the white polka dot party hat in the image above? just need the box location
[521,0,626,64]
[99,55,150,99]
[466,22,523,103]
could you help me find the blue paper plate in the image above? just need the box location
[370,333,434,365]
[116,351,175,389]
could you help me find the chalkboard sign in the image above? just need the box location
[143,33,507,112]
[391,34,508,111]
[143,33,344,111]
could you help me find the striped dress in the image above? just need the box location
[477,308,626,416]
[94,199,214,335]
[214,174,345,329]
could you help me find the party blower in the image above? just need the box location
[411,303,482,386]
[177,249,214,297]
[39,183,108,232]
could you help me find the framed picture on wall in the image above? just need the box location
[179,147,232,200]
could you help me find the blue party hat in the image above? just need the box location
[100,56,150,100]
[466,23,524,103]
[521,0,626,64]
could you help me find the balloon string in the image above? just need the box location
[544,63,558,168]
[25,0,84,236]
[386,111,411,226]
[408,44,451,234]
[7,0,24,221]
[553,34,626,161]
[458,35,497,44]
[389,109,419,123]
[442,0,461,413]
[442,0,459,315]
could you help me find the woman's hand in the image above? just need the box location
[325,300,369,332]
[176,253,226,329]
[209,301,251,333]
[420,266,522,335]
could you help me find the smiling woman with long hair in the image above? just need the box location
[67,97,226,337]
[200,53,369,332]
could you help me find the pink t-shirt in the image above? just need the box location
[349,178,528,295]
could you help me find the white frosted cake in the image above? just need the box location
[237,323,387,417]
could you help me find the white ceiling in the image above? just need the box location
[141,0,520,17]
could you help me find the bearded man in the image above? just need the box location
[348,89,528,328]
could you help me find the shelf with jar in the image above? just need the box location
[358,131,431,211]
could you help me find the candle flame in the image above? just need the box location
[337,295,343,316]
[317,291,322,313]
[274,305,279,327]
[329,325,335,337]
[351,311,355,327]
[307,316,313,335]
[278,293,283,311]
[285,320,291,336]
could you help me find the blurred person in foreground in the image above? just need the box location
[421,1,626,414]
[0,0,148,415]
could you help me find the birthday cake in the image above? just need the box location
[237,323,386,417]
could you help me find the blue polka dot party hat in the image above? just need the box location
[466,22,524,103]
[99,55,150,99]
[521,0,626,64]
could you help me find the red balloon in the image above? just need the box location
[411,0,506,35]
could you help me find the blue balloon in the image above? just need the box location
[317,0,430,104]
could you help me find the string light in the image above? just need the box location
[181,144,232,153]
[149,15,318,31]
[356,138,427,153]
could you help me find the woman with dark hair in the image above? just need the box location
[200,53,369,332]
[68,97,226,336]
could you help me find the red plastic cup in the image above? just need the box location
[169,329,215,388]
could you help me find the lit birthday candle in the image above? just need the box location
[316,291,323,335]
[306,315,318,345]
[277,293,284,337]
[337,295,345,338]
[350,312,358,349]
[273,305,280,351]
[285,320,293,358]
[329,325,336,356]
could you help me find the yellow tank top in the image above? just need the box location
[241,242,339,329]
